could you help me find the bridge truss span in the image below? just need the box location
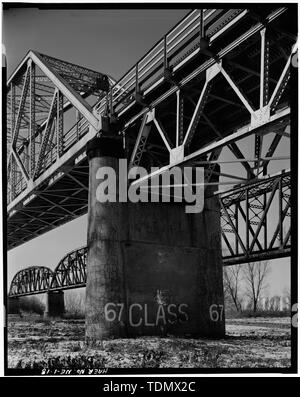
[9,266,54,297]
[221,170,291,265]
[50,246,87,290]
[9,247,88,297]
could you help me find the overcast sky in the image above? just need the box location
[3,6,290,296]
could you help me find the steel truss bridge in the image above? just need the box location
[7,8,295,296]
[9,246,87,297]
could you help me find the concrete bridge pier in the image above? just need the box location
[8,297,20,314]
[85,136,127,341]
[44,291,65,318]
[85,136,225,341]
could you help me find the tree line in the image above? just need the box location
[223,261,290,315]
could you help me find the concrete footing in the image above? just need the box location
[85,136,225,341]
[44,291,65,318]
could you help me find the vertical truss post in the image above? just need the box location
[199,9,204,38]
[255,28,270,175]
[246,189,249,255]
[176,90,184,146]
[235,204,239,256]
[176,90,180,147]
[263,192,267,250]
[11,157,17,201]
[278,177,283,248]
[163,35,168,69]
[260,28,269,109]
[29,61,36,178]
[57,90,64,158]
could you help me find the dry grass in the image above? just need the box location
[7,317,291,369]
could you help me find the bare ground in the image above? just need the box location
[7,316,291,369]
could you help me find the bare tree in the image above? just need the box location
[269,295,281,312]
[282,286,291,310]
[65,292,85,317]
[223,265,243,312]
[243,261,270,313]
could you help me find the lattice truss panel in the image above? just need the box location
[51,246,87,289]
[221,171,291,265]
[9,266,54,296]
[9,247,87,297]
[7,51,110,204]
